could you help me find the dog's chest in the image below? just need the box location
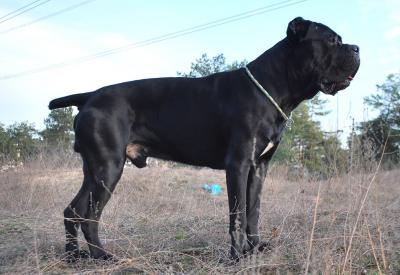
[260,141,274,157]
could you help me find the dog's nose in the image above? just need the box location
[351,45,359,53]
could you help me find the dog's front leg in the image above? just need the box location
[246,144,278,252]
[225,156,252,260]
[246,162,268,250]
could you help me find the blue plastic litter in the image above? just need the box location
[202,184,222,195]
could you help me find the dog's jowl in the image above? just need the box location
[49,17,360,261]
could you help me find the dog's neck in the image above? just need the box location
[246,38,319,114]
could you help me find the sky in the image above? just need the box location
[0,0,399,144]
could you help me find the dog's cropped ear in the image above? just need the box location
[287,17,311,43]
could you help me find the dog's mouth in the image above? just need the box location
[319,51,360,95]
[318,75,354,95]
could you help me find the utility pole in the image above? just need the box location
[337,94,339,134]
[349,117,355,172]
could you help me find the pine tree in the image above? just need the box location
[41,107,74,148]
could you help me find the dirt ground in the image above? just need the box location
[0,163,399,274]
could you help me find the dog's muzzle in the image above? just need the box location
[319,44,360,95]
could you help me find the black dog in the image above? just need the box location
[49,17,360,261]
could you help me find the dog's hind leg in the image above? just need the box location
[78,150,125,260]
[63,162,92,261]
[64,111,128,261]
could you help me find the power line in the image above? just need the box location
[0,0,307,80]
[0,0,98,35]
[0,0,42,20]
[0,0,52,25]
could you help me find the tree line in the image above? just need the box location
[1,54,399,177]
[0,107,74,163]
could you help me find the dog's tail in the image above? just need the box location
[48,92,94,110]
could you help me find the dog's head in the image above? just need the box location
[286,17,360,95]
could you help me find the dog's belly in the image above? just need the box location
[128,128,227,169]
[129,117,227,169]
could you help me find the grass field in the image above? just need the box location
[0,160,399,274]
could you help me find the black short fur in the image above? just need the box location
[49,17,360,261]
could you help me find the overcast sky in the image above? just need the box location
[0,0,399,142]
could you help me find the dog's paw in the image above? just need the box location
[229,242,251,262]
[245,240,273,255]
[256,241,272,252]
[64,249,90,263]
[94,252,119,263]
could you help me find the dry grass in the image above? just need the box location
[0,161,399,274]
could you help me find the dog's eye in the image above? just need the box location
[328,36,339,45]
